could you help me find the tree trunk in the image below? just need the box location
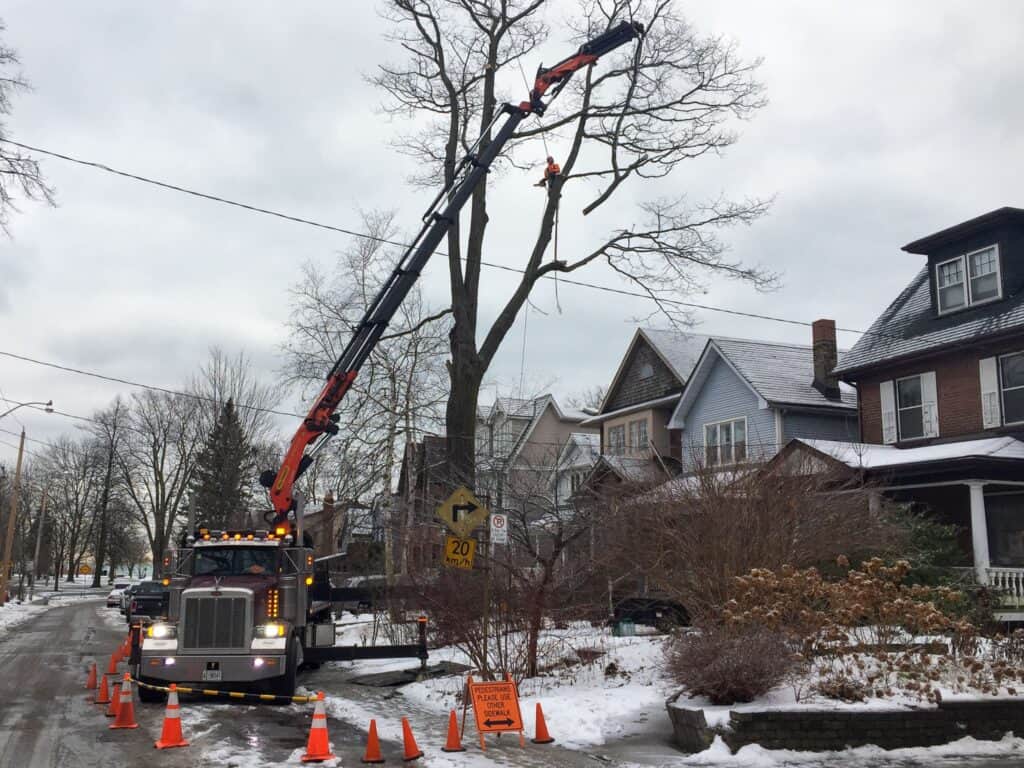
[91,444,116,588]
[526,562,554,678]
[445,332,482,488]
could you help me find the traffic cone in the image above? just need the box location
[440,710,465,753]
[300,692,336,763]
[86,662,97,690]
[154,684,189,749]
[531,702,555,744]
[401,717,423,762]
[107,653,119,675]
[95,673,111,705]
[110,674,139,729]
[361,719,385,764]
[105,677,122,718]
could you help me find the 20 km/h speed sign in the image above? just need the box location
[443,536,476,570]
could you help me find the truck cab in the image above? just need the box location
[136,526,328,700]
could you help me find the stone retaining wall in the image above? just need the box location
[667,696,1024,753]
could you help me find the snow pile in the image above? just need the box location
[0,600,47,639]
[680,733,1024,766]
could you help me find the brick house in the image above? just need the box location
[775,207,1024,617]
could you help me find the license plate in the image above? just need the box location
[201,669,222,682]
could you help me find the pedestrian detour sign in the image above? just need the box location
[466,675,524,749]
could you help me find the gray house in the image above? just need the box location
[669,321,859,468]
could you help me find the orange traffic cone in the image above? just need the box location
[361,719,385,764]
[105,677,122,718]
[155,683,189,749]
[531,702,554,744]
[107,653,119,675]
[110,674,139,729]
[441,710,465,753]
[86,662,97,690]
[401,717,423,762]
[95,673,111,705]
[300,692,336,763]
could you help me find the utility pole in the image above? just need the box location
[0,429,26,606]
[29,490,48,600]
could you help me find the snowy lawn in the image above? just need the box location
[321,615,676,751]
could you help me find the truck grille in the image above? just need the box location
[181,592,250,650]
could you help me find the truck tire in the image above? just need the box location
[266,637,298,700]
[136,673,166,704]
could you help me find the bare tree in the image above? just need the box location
[190,346,283,447]
[84,397,129,588]
[0,19,54,234]
[41,437,103,585]
[373,0,773,481]
[283,210,449,511]
[117,390,201,565]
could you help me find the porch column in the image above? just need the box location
[968,481,990,584]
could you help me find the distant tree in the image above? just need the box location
[0,19,54,234]
[191,398,253,529]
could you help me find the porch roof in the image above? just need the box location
[799,436,1024,470]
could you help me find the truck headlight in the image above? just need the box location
[256,623,286,638]
[147,622,177,639]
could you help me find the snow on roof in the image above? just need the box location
[599,455,666,483]
[799,436,1024,469]
[640,328,709,382]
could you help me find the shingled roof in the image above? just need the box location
[834,266,1024,376]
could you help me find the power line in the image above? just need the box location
[0,137,898,340]
[0,350,303,420]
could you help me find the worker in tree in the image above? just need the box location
[535,156,560,187]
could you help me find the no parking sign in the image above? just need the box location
[489,513,508,545]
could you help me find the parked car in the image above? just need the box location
[612,597,689,631]
[125,580,169,624]
[119,583,140,614]
[106,580,131,608]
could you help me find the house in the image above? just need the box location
[778,207,1024,616]
[395,434,450,572]
[552,432,601,511]
[668,323,859,469]
[476,394,598,515]
[581,328,709,466]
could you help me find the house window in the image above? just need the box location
[628,418,648,452]
[607,425,626,455]
[896,375,924,440]
[1000,352,1024,425]
[570,472,583,494]
[638,361,654,379]
[936,245,1001,313]
[704,418,746,466]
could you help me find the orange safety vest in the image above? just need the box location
[545,161,561,179]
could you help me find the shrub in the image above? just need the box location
[666,625,796,705]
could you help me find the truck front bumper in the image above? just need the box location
[139,652,286,683]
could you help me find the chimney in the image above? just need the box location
[812,318,840,399]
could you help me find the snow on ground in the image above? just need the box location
[324,616,675,753]
[0,600,48,639]
[673,734,1024,767]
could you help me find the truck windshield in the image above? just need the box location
[193,547,278,576]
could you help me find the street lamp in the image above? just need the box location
[0,400,54,419]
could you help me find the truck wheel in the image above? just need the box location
[266,638,298,700]
[136,674,165,704]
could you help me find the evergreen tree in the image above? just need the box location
[191,398,252,529]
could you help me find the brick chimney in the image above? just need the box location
[812,318,840,399]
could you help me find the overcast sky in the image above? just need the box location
[2,1,1023,464]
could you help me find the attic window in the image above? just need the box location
[936,245,1001,314]
[638,361,654,379]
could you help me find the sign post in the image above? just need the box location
[465,675,525,751]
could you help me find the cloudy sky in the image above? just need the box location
[1,0,1023,463]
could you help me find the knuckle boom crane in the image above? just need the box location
[261,20,644,534]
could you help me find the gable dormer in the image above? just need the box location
[902,207,1024,317]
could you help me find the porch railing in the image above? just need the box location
[985,567,1024,609]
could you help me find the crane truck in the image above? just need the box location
[134,19,644,700]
